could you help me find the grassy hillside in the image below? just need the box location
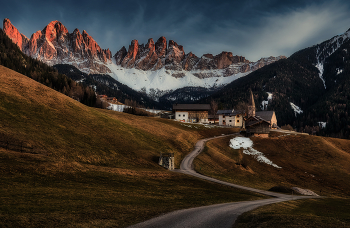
[193,132,350,227]
[234,198,350,227]
[194,133,350,197]
[0,65,265,227]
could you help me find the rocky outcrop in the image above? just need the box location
[113,36,284,76]
[3,19,111,74]
[3,18,29,51]
[3,18,285,77]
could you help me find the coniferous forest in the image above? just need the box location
[204,40,350,139]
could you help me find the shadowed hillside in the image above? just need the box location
[0,65,264,227]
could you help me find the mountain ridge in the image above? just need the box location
[3,18,285,101]
[3,18,112,74]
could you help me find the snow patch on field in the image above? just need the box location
[229,137,282,168]
[107,104,127,112]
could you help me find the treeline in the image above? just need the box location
[0,29,96,107]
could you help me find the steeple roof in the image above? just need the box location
[249,89,255,107]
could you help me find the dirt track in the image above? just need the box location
[127,134,319,228]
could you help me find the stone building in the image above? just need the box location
[159,153,174,170]
[245,90,278,137]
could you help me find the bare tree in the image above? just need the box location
[210,100,218,124]
[235,102,249,117]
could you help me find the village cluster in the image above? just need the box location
[173,91,277,138]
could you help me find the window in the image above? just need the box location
[223,115,225,118]
[183,114,185,117]
[237,120,240,123]
[179,114,181,117]
[237,115,240,117]
[229,120,232,122]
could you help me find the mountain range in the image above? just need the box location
[3,18,284,101]
[2,17,350,138]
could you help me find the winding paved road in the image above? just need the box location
[128,134,319,228]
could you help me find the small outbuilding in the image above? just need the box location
[256,111,278,129]
[245,116,271,138]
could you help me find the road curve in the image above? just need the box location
[127,134,319,228]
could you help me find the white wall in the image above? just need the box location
[218,114,244,127]
[234,115,243,127]
[175,111,188,122]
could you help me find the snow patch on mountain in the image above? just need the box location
[318,122,327,128]
[290,102,303,117]
[336,68,343,75]
[261,92,273,110]
[315,62,326,89]
[314,30,350,89]
[107,60,248,101]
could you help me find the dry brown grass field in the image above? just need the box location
[193,131,350,227]
[194,132,350,196]
[2,64,350,227]
[0,65,262,227]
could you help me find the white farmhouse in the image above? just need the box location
[173,104,211,123]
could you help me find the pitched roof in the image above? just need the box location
[256,111,275,122]
[217,110,233,115]
[249,89,255,107]
[172,104,211,111]
[245,116,271,127]
[217,109,244,115]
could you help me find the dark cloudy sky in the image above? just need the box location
[2,0,350,61]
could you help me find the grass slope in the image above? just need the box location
[234,198,350,228]
[0,65,264,227]
[194,133,350,196]
[193,132,350,226]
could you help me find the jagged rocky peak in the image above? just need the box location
[155,36,167,58]
[121,39,139,68]
[182,52,199,71]
[3,18,29,51]
[42,20,69,43]
[166,40,185,64]
[113,36,283,74]
[3,18,111,74]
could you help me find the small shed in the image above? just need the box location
[159,153,175,170]
[245,116,271,138]
[256,111,278,129]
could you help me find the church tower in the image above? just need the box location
[248,89,256,117]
